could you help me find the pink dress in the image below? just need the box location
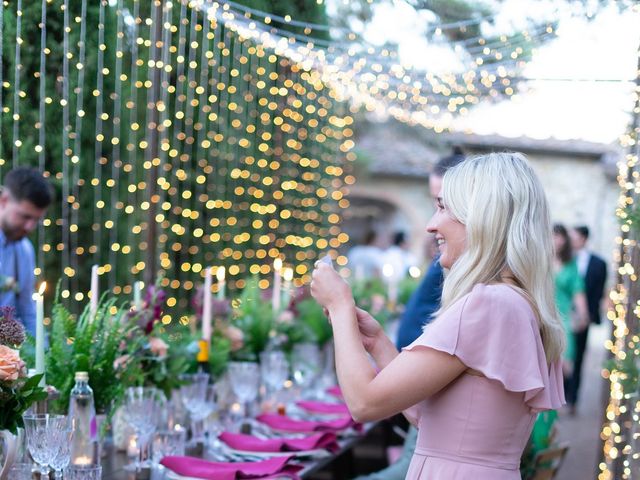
[403,284,564,479]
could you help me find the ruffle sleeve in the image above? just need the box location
[403,284,565,413]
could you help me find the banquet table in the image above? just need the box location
[101,422,377,480]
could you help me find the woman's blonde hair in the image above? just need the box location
[437,152,565,363]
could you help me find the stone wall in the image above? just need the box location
[346,151,619,276]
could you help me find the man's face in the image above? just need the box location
[428,174,442,201]
[0,193,47,241]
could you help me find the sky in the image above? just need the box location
[329,0,640,144]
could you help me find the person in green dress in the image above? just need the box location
[552,224,588,383]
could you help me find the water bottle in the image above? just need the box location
[68,371,98,465]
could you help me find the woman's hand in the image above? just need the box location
[355,308,384,352]
[310,263,355,312]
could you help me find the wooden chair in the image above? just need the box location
[528,442,570,480]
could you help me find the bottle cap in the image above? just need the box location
[75,371,89,381]
[197,339,209,363]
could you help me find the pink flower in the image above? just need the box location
[224,325,244,352]
[113,354,131,370]
[277,310,294,325]
[0,345,25,382]
[149,337,168,358]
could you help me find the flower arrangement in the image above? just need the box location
[0,307,47,434]
[231,276,309,359]
[288,288,332,347]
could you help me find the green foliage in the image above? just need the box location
[351,278,392,325]
[296,298,332,346]
[46,289,139,414]
[0,374,48,434]
[231,277,276,360]
[398,276,420,306]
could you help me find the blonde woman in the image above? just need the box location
[311,152,565,479]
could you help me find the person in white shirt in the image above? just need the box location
[347,230,383,279]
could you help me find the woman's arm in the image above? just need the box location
[573,291,589,331]
[312,264,466,423]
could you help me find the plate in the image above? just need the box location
[166,472,203,480]
[223,445,329,459]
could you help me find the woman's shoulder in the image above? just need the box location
[462,283,538,322]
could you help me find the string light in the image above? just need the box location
[598,33,640,479]
[0,0,581,316]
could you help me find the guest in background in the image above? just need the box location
[0,168,53,334]
[347,230,383,279]
[552,224,589,401]
[567,225,607,413]
[383,231,416,281]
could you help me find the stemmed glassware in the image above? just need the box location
[122,387,165,471]
[179,372,210,444]
[22,414,67,478]
[50,427,74,478]
[260,350,289,401]
[291,343,321,396]
[227,361,260,425]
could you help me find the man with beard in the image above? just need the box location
[0,168,53,334]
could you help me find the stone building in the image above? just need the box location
[344,120,620,269]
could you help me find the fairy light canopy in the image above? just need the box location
[0,0,606,316]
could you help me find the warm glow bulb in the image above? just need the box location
[283,267,293,282]
[382,263,394,278]
[216,266,226,281]
[409,266,421,278]
[274,258,283,271]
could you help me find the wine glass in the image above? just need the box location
[122,387,164,471]
[22,414,67,477]
[227,361,260,423]
[291,343,321,395]
[260,350,289,405]
[50,427,73,478]
[179,372,210,443]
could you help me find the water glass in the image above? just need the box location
[64,464,102,480]
[180,373,211,442]
[260,350,289,392]
[228,361,260,419]
[291,343,321,393]
[151,429,186,464]
[123,387,164,471]
[50,428,74,478]
[23,413,67,476]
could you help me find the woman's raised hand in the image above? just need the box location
[310,263,355,312]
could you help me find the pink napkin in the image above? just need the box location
[257,413,360,433]
[296,400,350,416]
[160,455,302,480]
[326,386,343,399]
[219,431,339,453]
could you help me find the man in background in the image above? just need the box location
[0,168,53,334]
[567,225,607,414]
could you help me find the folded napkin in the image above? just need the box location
[296,400,350,416]
[160,455,302,480]
[326,386,343,399]
[257,413,360,434]
[219,431,339,453]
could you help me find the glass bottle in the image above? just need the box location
[68,371,98,465]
